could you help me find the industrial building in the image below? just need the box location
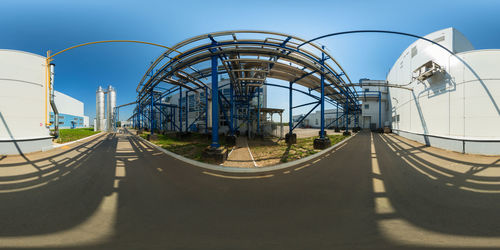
[359,79,390,130]
[292,109,344,129]
[3,28,499,156]
[49,90,89,129]
[132,30,359,163]
[388,27,500,154]
[286,27,500,155]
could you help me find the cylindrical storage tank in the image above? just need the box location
[0,50,52,155]
[96,86,105,131]
[107,85,116,132]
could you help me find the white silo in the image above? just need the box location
[107,85,116,132]
[0,50,52,154]
[96,86,105,131]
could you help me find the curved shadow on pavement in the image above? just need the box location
[375,132,500,237]
[0,133,116,236]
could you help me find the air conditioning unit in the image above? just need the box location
[413,60,443,81]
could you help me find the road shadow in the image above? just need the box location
[374,132,500,237]
[0,133,116,236]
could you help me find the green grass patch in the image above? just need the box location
[249,134,349,165]
[56,128,100,143]
[141,132,228,162]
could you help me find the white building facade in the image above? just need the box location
[359,79,390,130]
[293,109,343,129]
[388,27,500,154]
[49,90,89,129]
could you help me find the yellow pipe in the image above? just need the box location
[44,51,52,126]
[48,40,181,59]
[44,40,181,126]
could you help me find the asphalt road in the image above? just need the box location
[1,131,500,249]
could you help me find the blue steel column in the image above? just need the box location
[138,103,142,129]
[289,82,293,134]
[172,107,175,131]
[320,46,325,138]
[185,90,189,132]
[336,103,339,128]
[158,100,162,131]
[210,55,220,148]
[230,82,234,135]
[205,86,208,134]
[179,87,182,132]
[345,98,349,132]
[150,91,155,135]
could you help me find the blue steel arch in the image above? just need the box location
[134,31,361,150]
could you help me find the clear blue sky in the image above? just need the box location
[1,0,499,122]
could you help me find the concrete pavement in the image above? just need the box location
[223,136,256,168]
[1,131,500,249]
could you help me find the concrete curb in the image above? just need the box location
[131,130,357,173]
[42,132,105,152]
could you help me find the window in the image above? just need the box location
[396,115,400,122]
[365,88,369,92]
[59,116,65,119]
[315,119,318,125]
[411,46,418,58]
[364,104,369,109]
[433,36,445,43]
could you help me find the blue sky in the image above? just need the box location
[1,0,499,122]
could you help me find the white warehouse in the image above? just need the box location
[50,90,89,129]
[388,27,500,155]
